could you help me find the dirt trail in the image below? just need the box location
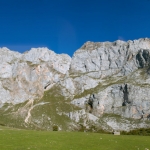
[24,99,34,123]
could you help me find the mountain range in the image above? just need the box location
[0,38,150,131]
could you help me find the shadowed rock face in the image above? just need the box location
[136,49,150,68]
[121,84,129,106]
[1,38,150,131]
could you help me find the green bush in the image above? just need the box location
[53,125,58,131]
[0,123,5,126]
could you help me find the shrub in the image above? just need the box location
[0,123,5,126]
[53,125,58,131]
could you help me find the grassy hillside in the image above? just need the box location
[0,86,81,130]
[0,126,150,150]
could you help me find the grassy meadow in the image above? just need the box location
[0,126,150,150]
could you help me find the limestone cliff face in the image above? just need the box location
[0,47,71,105]
[1,38,150,131]
[69,39,150,118]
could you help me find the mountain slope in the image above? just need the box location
[0,38,150,131]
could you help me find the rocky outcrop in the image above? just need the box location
[0,38,150,131]
[0,47,71,106]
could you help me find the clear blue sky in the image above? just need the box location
[0,0,150,56]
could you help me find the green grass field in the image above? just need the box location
[0,126,150,150]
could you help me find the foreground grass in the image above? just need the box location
[0,126,150,150]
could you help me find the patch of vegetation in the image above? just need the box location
[102,113,123,120]
[121,128,150,136]
[0,101,31,129]
[30,86,81,130]
[53,125,58,131]
[0,123,5,126]
[78,124,112,134]
[126,68,150,87]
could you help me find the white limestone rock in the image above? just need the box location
[0,47,71,104]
